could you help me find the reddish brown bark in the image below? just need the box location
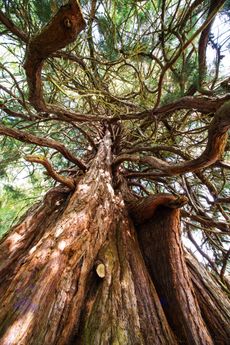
[0,132,177,345]
[1,146,229,344]
[24,0,85,110]
[0,131,116,345]
[75,208,177,345]
[128,193,187,224]
[186,252,230,345]
[136,205,213,345]
[0,1,229,344]
[0,186,69,294]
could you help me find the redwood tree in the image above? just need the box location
[0,0,229,344]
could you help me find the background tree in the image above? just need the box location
[0,0,229,344]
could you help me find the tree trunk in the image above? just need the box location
[185,252,230,344]
[0,186,70,295]
[0,132,176,345]
[75,207,176,345]
[135,204,214,345]
[0,133,229,344]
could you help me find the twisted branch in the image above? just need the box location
[25,155,75,189]
[0,124,86,171]
[114,101,230,176]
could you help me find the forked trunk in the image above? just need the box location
[0,132,229,344]
[75,207,176,345]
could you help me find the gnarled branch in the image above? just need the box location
[136,94,230,121]
[128,193,188,224]
[24,0,86,111]
[0,124,86,171]
[25,155,75,190]
[114,101,230,176]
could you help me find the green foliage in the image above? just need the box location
[0,174,49,237]
[32,0,64,25]
[97,15,119,60]
[223,0,230,17]
[31,0,53,24]
[0,184,28,237]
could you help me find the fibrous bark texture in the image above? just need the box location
[0,1,230,344]
[137,205,214,345]
[0,132,177,345]
[75,207,176,345]
[1,145,230,344]
[0,131,117,344]
[0,186,70,294]
[186,252,230,344]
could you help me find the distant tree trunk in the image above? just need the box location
[0,133,229,344]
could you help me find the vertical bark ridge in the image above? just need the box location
[0,187,69,292]
[75,205,178,345]
[0,131,116,345]
[186,252,230,344]
[137,205,214,345]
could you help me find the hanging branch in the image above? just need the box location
[198,0,219,89]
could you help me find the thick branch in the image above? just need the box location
[0,124,86,171]
[115,101,230,176]
[136,94,230,120]
[24,0,86,111]
[128,193,188,224]
[25,155,75,189]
